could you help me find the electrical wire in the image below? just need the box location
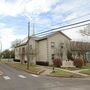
[33,19,90,36]
[36,12,90,31]
[36,22,90,37]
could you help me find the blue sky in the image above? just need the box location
[0,0,90,50]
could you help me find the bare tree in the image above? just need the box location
[80,24,90,36]
[11,39,21,49]
[1,49,10,58]
[79,24,90,62]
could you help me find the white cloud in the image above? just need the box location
[0,0,59,17]
[0,0,89,18]
[0,0,60,50]
[64,13,77,21]
[0,23,6,28]
[51,0,90,24]
[0,27,26,50]
[0,0,90,50]
[62,26,85,41]
[0,0,24,16]
[25,0,59,15]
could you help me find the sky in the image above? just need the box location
[0,0,90,50]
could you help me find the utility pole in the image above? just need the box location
[0,39,2,61]
[27,22,30,70]
[32,23,35,35]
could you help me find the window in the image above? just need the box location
[19,48,21,55]
[30,45,32,49]
[51,42,55,48]
[51,54,55,60]
[22,47,25,55]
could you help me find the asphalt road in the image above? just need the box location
[0,64,90,90]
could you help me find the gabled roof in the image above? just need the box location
[15,31,71,48]
[15,37,27,48]
[36,31,71,41]
[15,36,39,48]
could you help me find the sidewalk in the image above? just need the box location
[72,69,89,73]
[37,65,89,77]
[59,68,89,77]
[40,69,52,75]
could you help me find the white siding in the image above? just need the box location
[48,32,70,65]
[15,32,71,65]
[15,47,20,60]
[15,45,27,63]
[38,39,48,62]
[28,38,37,64]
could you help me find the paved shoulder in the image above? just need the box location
[0,70,3,75]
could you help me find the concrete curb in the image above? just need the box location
[37,69,46,75]
[5,63,42,75]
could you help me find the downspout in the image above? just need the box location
[47,38,49,65]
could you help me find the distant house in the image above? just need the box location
[15,31,71,65]
[71,41,90,62]
[86,52,90,62]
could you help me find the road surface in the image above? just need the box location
[0,63,90,90]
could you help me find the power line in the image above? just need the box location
[22,0,90,29]
[53,13,90,26]
[34,22,90,37]
[36,12,90,30]
[35,2,90,29]
[21,18,90,41]
[34,19,90,36]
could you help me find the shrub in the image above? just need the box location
[53,58,62,67]
[73,58,83,68]
[67,51,74,61]
[36,61,49,66]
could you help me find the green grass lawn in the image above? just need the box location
[4,62,42,74]
[79,63,90,75]
[1,60,90,77]
[50,69,83,78]
[82,63,90,69]
[48,66,79,71]
[61,67,79,71]
[80,69,90,75]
